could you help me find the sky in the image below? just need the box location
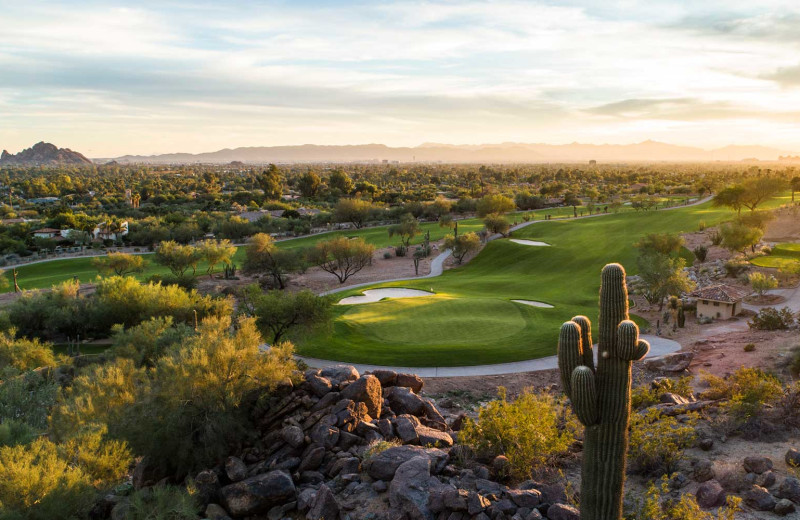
[2,0,800,157]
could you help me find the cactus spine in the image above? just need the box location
[557,263,650,520]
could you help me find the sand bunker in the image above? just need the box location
[509,239,550,247]
[338,288,434,305]
[512,299,554,308]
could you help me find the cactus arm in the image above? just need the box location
[572,315,595,371]
[557,321,584,399]
[632,339,650,361]
[571,366,599,426]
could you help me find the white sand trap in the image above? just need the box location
[509,239,550,247]
[338,288,434,305]
[512,299,554,308]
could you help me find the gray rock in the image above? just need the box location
[442,488,469,511]
[386,386,426,416]
[759,471,777,488]
[307,374,333,397]
[310,424,340,449]
[366,445,448,481]
[225,456,248,483]
[545,503,579,520]
[696,480,725,508]
[744,485,777,511]
[786,449,800,469]
[468,492,491,515]
[220,470,296,516]
[396,373,424,393]
[372,369,398,387]
[373,480,389,493]
[205,503,232,520]
[416,426,453,448]
[743,456,773,475]
[340,375,382,418]
[778,477,800,504]
[307,484,340,520]
[390,456,434,520]
[297,488,318,512]
[195,469,221,505]
[298,445,326,473]
[698,438,714,451]
[660,393,690,405]
[321,365,360,387]
[396,415,421,444]
[506,489,541,508]
[281,425,305,448]
[775,498,796,516]
[524,510,542,520]
[693,459,715,483]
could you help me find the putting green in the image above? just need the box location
[341,297,527,346]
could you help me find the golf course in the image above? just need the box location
[297,194,792,367]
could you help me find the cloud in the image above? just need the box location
[762,64,800,87]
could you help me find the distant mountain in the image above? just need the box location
[106,140,795,164]
[0,142,93,166]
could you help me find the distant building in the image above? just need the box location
[31,227,62,239]
[693,285,746,320]
[93,221,129,241]
[26,197,60,205]
[589,160,597,166]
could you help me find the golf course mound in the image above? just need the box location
[338,288,434,305]
[512,299,554,308]
[509,239,550,246]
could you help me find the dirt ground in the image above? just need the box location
[764,205,800,242]
[682,226,734,263]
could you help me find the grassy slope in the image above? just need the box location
[297,194,792,366]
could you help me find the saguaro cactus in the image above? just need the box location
[557,263,650,520]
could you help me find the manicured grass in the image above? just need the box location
[750,256,799,269]
[297,194,792,366]
[773,243,800,258]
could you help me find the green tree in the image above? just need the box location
[712,185,747,215]
[333,198,374,229]
[154,241,201,280]
[635,233,684,257]
[308,236,375,284]
[476,194,515,217]
[242,233,305,289]
[636,254,695,309]
[444,232,481,264]
[740,176,785,213]
[241,287,333,343]
[92,252,146,277]
[388,213,421,247]
[748,272,778,297]
[328,169,354,195]
[258,164,284,200]
[483,213,510,236]
[720,221,763,253]
[0,331,59,372]
[196,239,236,278]
[297,170,322,198]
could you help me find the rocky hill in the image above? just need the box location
[0,141,93,166]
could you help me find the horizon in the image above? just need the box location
[3,1,800,156]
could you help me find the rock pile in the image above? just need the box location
[172,365,579,520]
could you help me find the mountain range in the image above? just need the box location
[0,142,93,166]
[105,140,794,164]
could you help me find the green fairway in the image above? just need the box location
[750,241,800,269]
[297,193,792,366]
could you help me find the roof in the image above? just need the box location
[32,227,61,233]
[692,284,747,303]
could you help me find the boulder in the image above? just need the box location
[298,445,326,473]
[787,449,800,468]
[506,489,541,508]
[321,365,360,386]
[775,498,796,516]
[692,459,715,483]
[386,386,426,416]
[307,484,340,520]
[205,503,232,520]
[367,445,448,481]
[545,503,580,520]
[224,456,248,483]
[744,486,777,511]
[660,393,690,405]
[416,426,453,448]
[372,369,398,386]
[281,425,305,448]
[467,492,491,515]
[220,470,296,516]
[195,469,221,505]
[778,477,800,504]
[696,480,725,508]
[396,373,424,393]
[340,374,383,418]
[743,456,773,475]
[396,415,421,444]
[645,352,693,372]
[307,374,333,397]
[390,456,434,520]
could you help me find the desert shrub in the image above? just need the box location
[109,317,195,368]
[723,258,749,277]
[628,409,697,475]
[0,331,59,372]
[777,382,800,428]
[710,229,723,246]
[383,251,392,259]
[702,368,783,425]
[749,307,796,330]
[744,343,756,352]
[126,485,200,520]
[749,272,778,296]
[626,476,741,520]
[693,245,708,262]
[631,377,694,410]
[5,280,88,340]
[362,439,402,464]
[0,431,130,520]
[459,388,578,479]
[52,316,296,478]
[0,371,58,444]
[395,244,406,257]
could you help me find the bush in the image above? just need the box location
[631,377,694,410]
[723,259,749,277]
[749,307,796,330]
[744,343,755,352]
[383,251,392,259]
[702,368,783,424]
[0,371,58,444]
[459,388,578,479]
[710,229,723,246]
[0,331,59,372]
[626,476,741,520]
[628,409,697,475]
[693,245,708,262]
[126,485,200,520]
[749,272,778,296]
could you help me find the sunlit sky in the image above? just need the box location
[2,1,800,157]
